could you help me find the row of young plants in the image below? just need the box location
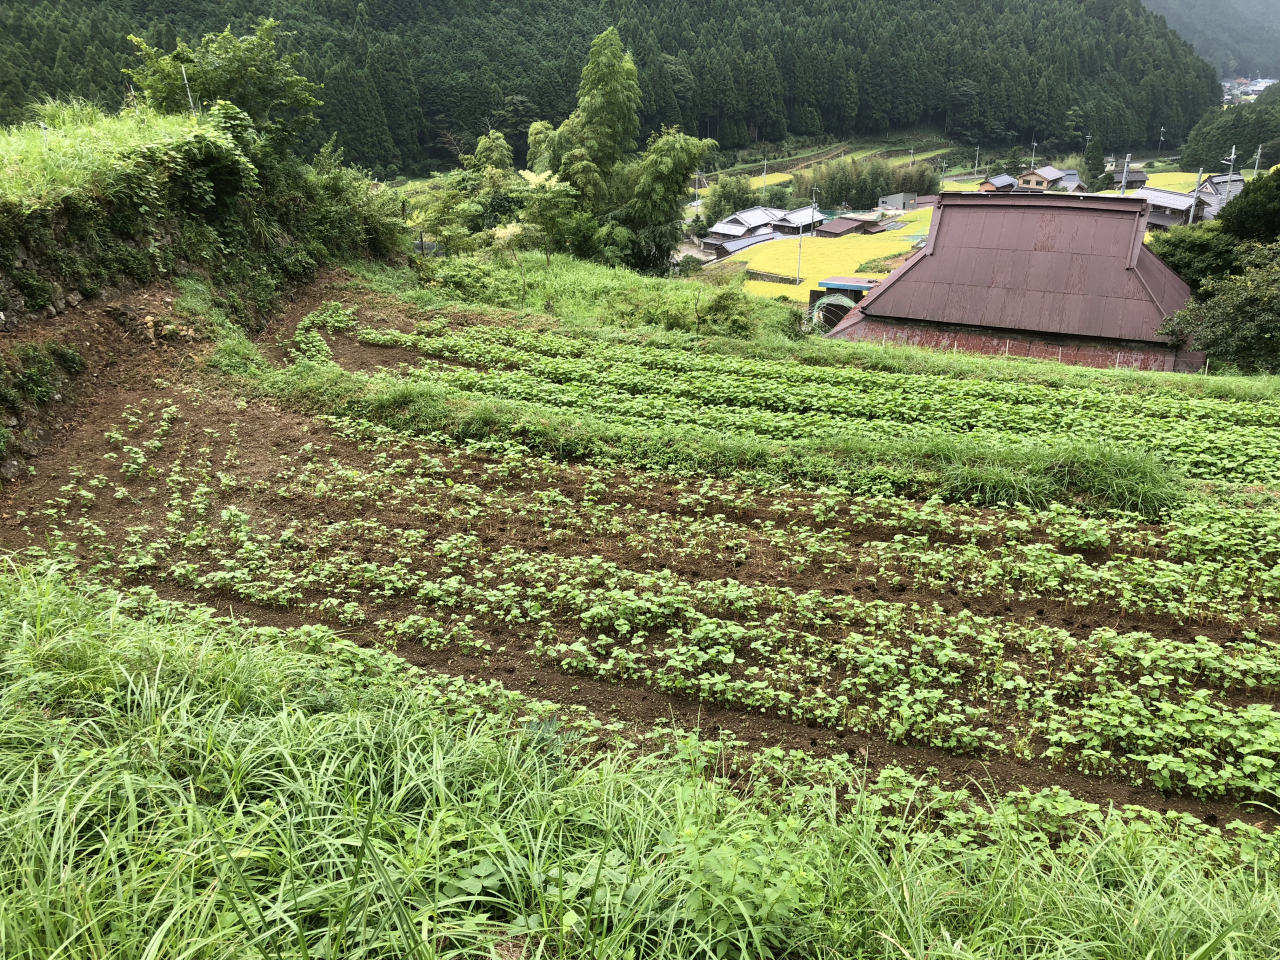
[357,323,1280,484]
[20,392,1280,800]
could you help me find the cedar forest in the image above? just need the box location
[2,0,1221,174]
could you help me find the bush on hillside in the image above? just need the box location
[1162,243,1280,372]
[1145,221,1242,294]
[0,24,404,328]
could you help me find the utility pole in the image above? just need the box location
[181,65,197,116]
[1157,126,1165,160]
[1189,168,1204,224]
[762,154,767,199]
[1253,143,1263,179]
[975,145,980,174]
[1119,153,1131,195]
[1222,144,1237,187]
[797,187,820,282]
[1030,140,1038,171]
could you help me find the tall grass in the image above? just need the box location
[0,106,200,208]
[0,565,1277,958]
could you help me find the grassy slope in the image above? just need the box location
[0,108,201,208]
[2,566,1277,959]
[349,257,1280,401]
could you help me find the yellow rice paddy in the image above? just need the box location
[734,207,935,302]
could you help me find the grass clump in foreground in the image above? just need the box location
[2,565,1278,959]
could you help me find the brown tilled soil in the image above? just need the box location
[0,270,1273,832]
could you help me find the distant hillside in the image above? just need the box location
[1141,0,1280,77]
[1,0,1220,174]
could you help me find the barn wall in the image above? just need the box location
[832,316,1206,372]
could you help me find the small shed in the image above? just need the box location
[878,192,918,210]
[814,276,878,302]
[814,218,863,238]
[815,216,891,237]
[1110,168,1149,190]
[701,231,780,261]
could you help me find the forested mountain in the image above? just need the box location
[1,0,1219,174]
[1181,81,1280,171]
[1139,0,1280,78]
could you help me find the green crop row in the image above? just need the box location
[359,323,1280,484]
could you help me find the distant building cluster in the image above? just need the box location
[1222,76,1277,103]
[978,168,1244,230]
[694,160,1248,370]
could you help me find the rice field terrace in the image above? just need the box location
[8,267,1280,827]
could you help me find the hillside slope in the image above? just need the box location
[1142,0,1280,77]
[0,0,1219,172]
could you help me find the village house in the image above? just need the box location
[1197,173,1246,217]
[702,204,828,257]
[825,193,1201,372]
[1130,187,1211,229]
[770,207,826,236]
[704,205,787,242]
[1016,166,1083,191]
[978,173,1018,193]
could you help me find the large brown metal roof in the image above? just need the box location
[855,193,1191,344]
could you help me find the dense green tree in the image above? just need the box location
[1162,243,1280,372]
[469,130,515,172]
[612,126,714,271]
[702,175,760,225]
[126,19,319,143]
[1145,222,1242,294]
[568,27,641,176]
[1085,137,1106,181]
[1217,168,1280,244]
[516,170,579,263]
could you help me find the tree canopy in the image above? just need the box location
[125,19,320,142]
[1217,168,1280,244]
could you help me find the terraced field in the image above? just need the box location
[9,271,1280,823]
